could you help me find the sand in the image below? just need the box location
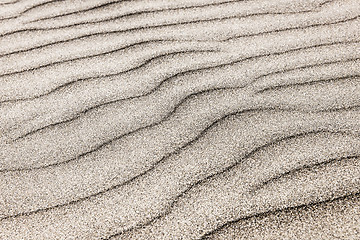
[0,0,359,239]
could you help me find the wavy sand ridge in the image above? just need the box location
[0,0,359,239]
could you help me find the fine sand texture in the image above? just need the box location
[1,0,360,239]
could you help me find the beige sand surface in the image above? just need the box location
[0,0,359,239]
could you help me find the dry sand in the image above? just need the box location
[0,0,359,239]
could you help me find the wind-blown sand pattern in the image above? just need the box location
[0,0,360,239]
